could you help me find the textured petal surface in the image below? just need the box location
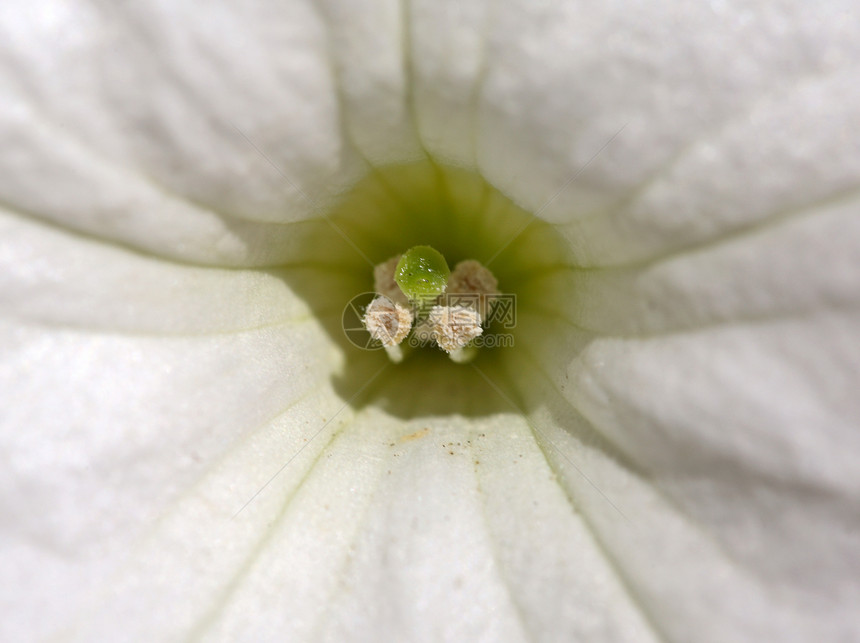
[0,0,369,266]
[1,1,859,642]
[0,210,352,640]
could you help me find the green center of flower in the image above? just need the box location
[282,161,573,416]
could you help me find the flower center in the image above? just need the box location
[362,246,499,364]
[280,161,572,417]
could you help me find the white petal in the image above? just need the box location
[408,0,493,166]
[0,209,351,640]
[511,213,860,640]
[0,1,369,265]
[564,68,860,266]
[0,209,349,333]
[315,0,426,164]
[33,367,654,642]
[548,194,860,336]
[514,321,860,641]
[472,1,860,228]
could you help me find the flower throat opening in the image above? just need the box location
[279,162,573,417]
[327,163,570,363]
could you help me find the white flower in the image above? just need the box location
[2,1,859,642]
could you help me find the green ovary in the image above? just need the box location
[394,245,450,301]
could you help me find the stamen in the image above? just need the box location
[448,346,479,364]
[362,249,502,364]
[446,259,500,320]
[428,305,483,353]
[373,255,408,305]
[363,295,413,347]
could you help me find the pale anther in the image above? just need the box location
[363,295,413,347]
[373,255,408,305]
[428,305,483,353]
[446,259,500,319]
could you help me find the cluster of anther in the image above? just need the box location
[362,246,500,364]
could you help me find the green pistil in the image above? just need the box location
[394,245,450,302]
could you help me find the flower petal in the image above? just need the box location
[34,370,656,642]
[0,208,351,640]
[469,1,860,229]
[512,212,860,639]
[0,1,368,265]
